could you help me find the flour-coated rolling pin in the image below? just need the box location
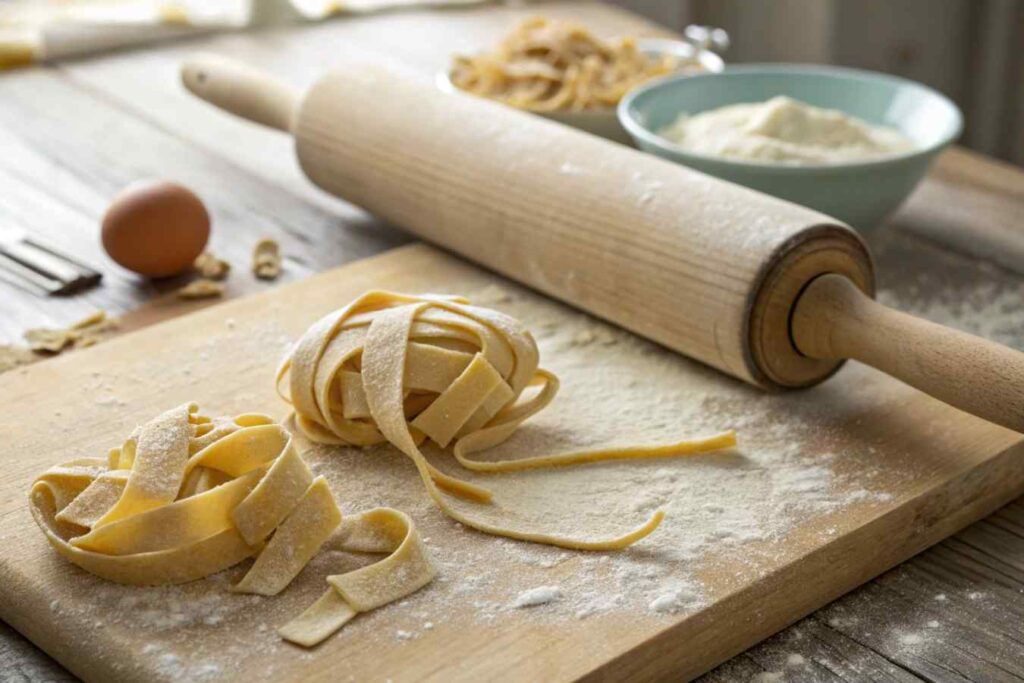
[181,54,1024,433]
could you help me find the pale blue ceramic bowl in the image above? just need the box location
[618,64,963,230]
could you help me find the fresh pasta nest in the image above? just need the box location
[30,404,435,647]
[278,290,737,550]
[449,16,691,112]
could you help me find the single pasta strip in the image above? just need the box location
[277,589,357,648]
[55,470,128,528]
[454,429,739,473]
[232,477,342,596]
[230,442,314,545]
[278,290,738,550]
[91,403,195,527]
[279,508,435,647]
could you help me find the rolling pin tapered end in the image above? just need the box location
[181,53,298,133]
[793,273,1024,434]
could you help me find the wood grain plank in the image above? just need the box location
[0,1,650,353]
[53,2,671,206]
[785,518,1024,683]
[701,618,926,683]
[897,147,1024,276]
[0,66,406,341]
[0,621,78,683]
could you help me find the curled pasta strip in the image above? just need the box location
[449,16,686,112]
[280,508,435,647]
[277,290,737,550]
[29,404,437,646]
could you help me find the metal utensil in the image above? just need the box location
[0,238,101,295]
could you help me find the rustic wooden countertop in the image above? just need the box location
[2,3,1024,681]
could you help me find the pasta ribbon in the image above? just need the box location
[280,508,435,647]
[278,291,737,550]
[449,17,694,112]
[30,404,437,647]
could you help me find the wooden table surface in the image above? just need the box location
[3,3,1024,681]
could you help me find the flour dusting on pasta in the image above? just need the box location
[276,290,736,550]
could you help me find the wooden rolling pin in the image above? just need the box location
[181,54,1024,433]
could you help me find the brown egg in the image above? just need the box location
[101,181,210,278]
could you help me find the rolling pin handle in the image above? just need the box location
[792,273,1024,433]
[180,53,298,133]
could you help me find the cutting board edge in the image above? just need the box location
[579,434,1024,682]
[0,550,133,683]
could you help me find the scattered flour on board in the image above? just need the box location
[512,586,562,608]
[648,585,701,614]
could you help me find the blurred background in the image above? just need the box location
[2,0,1022,165]
[615,0,1024,166]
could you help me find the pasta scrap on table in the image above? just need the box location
[29,403,434,647]
[278,290,737,550]
[23,310,118,353]
[176,278,225,300]
[193,251,231,280]
[252,238,282,280]
[449,17,696,112]
[1,311,117,375]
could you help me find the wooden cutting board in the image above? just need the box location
[3,242,1024,682]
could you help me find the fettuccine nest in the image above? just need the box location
[278,290,736,550]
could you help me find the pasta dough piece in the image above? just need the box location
[253,238,282,280]
[194,251,231,280]
[277,290,737,550]
[449,17,696,112]
[24,310,117,354]
[30,403,437,647]
[176,278,225,300]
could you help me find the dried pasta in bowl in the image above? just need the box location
[448,16,701,112]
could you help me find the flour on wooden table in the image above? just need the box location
[878,278,1024,348]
